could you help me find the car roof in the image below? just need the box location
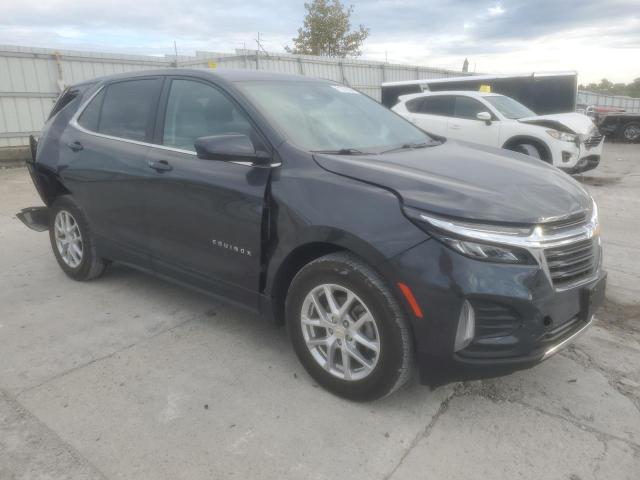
[70,68,322,88]
[398,90,503,103]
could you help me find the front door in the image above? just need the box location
[145,77,271,308]
[447,96,501,147]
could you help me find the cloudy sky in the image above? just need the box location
[1,0,638,83]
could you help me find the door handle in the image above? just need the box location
[450,124,461,130]
[66,141,84,152]
[147,159,173,172]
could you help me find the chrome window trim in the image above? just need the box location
[70,84,281,168]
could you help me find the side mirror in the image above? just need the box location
[194,134,271,165]
[476,111,492,124]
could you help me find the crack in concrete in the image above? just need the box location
[16,313,201,398]
[562,344,640,418]
[383,385,458,480]
[0,387,110,480]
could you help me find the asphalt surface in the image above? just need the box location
[1,143,639,480]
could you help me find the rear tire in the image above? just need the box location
[49,196,107,281]
[620,122,640,143]
[286,252,414,401]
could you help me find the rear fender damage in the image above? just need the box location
[16,207,50,232]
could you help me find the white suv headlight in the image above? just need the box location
[546,129,577,143]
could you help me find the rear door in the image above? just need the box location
[408,95,453,137]
[62,77,163,265]
[448,96,501,147]
[144,77,271,308]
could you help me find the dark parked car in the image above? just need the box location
[19,69,606,400]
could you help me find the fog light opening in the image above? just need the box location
[454,300,475,352]
[543,316,553,327]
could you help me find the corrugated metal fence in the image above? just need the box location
[0,44,461,147]
[577,90,640,113]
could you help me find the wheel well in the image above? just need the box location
[503,136,552,163]
[37,169,71,205]
[269,243,346,325]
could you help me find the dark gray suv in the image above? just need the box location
[18,69,606,400]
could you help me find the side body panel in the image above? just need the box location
[262,142,429,320]
[410,112,449,137]
[144,148,271,308]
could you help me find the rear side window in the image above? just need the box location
[49,88,80,120]
[420,96,453,116]
[77,79,162,141]
[99,79,162,141]
[405,98,424,113]
[454,96,487,120]
[162,79,254,151]
[77,89,105,131]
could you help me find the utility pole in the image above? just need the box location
[255,32,270,70]
[255,32,261,70]
[173,41,178,67]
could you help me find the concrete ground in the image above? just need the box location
[1,144,639,480]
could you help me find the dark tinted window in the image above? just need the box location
[454,96,487,120]
[405,97,424,113]
[49,86,84,120]
[98,79,161,141]
[420,96,453,116]
[163,79,253,151]
[77,89,105,131]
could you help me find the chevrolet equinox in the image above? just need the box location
[18,69,606,401]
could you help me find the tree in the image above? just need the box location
[579,78,640,98]
[286,0,369,57]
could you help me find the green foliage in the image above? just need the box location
[579,78,640,98]
[286,0,370,57]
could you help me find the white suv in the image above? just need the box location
[392,91,604,173]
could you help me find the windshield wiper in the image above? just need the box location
[311,148,372,155]
[380,142,435,154]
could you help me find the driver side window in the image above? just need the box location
[454,96,488,120]
[163,79,254,152]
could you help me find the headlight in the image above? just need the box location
[546,129,576,143]
[590,197,600,237]
[439,236,529,263]
[403,207,535,264]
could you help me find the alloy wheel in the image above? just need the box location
[54,210,83,268]
[300,284,381,381]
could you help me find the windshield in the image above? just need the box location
[484,95,536,119]
[238,81,433,152]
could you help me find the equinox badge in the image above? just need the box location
[212,239,252,257]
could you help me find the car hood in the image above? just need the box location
[313,140,591,225]
[518,112,595,135]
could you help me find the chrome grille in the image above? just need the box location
[540,213,587,235]
[544,238,597,288]
[584,132,603,148]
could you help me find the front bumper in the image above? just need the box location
[555,134,604,174]
[386,239,606,386]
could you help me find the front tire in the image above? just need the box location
[49,196,107,281]
[286,252,414,401]
[508,142,543,159]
